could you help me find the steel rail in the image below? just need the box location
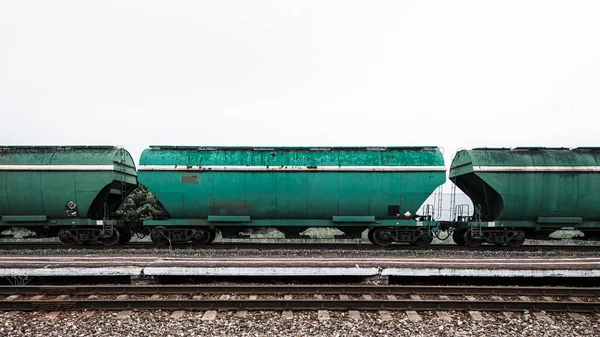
[1,299,599,312]
[2,285,600,297]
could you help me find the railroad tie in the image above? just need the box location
[117,294,128,300]
[284,295,293,300]
[86,295,98,300]
[519,296,531,302]
[6,295,19,301]
[379,311,393,322]
[202,310,217,321]
[235,310,248,318]
[436,311,452,322]
[410,294,422,301]
[439,295,450,301]
[314,294,323,300]
[349,310,361,320]
[468,311,485,321]
[568,313,586,322]
[542,296,554,302]
[387,294,397,301]
[362,294,373,300]
[569,297,583,302]
[30,295,44,300]
[491,296,504,302]
[339,294,349,300]
[171,311,185,319]
[406,311,422,322]
[150,294,160,299]
[54,295,68,300]
[219,294,231,300]
[193,295,202,300]
[282,311,293,320]
[318,310,330,320]
[465,295,477,301]
[248,295,257,300]
[533,312,553,324]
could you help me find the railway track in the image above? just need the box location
[1,285,599,312]
[0,241,598,251]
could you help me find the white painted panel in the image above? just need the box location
[138,165,446,172]
[0,165,114,171]
[474,166,600,172]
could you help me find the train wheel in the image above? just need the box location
[58,229,77,246]
[191,228,211,246]
[367,229,376,244]
[413,228,433,247]
[452,230,467,246]
[150,227,170,247]
[118,229,132,244]
[464,230,482,248]
[207,230,217,244]
[506,231,525,248]
[371,228,393,247]
[100,231,120,246]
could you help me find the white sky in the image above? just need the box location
[1,0,599,166]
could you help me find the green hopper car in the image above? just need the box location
[138,146,446,246]
[0,146,138,245]
[449,147,600,247]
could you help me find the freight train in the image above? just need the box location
[0,145,598,248]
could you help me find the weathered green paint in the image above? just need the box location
[468,220,600,229]
[139,146,446,224]
[207,215,251,222]
[450,147,600,222]
[0,146,138,220]
[0,218,117,227]
[537,217,582,224]
[1,215,48,222]
[332,216,376,223]
[143,218,439,228]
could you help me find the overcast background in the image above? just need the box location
[1,1,599,218]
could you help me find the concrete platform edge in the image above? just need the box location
[381,268,600,277]
[0,267,599,278]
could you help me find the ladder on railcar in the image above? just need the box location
[433,185,443,220]
[102,203,113,238]
[102,148,128,239]
[450,182,457,221]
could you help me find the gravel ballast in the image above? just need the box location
[0,310,598,337]
[1,247,600,259]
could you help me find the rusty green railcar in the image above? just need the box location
[449,147,600,247]
[138,146,446,246]
[0,146,138,245]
